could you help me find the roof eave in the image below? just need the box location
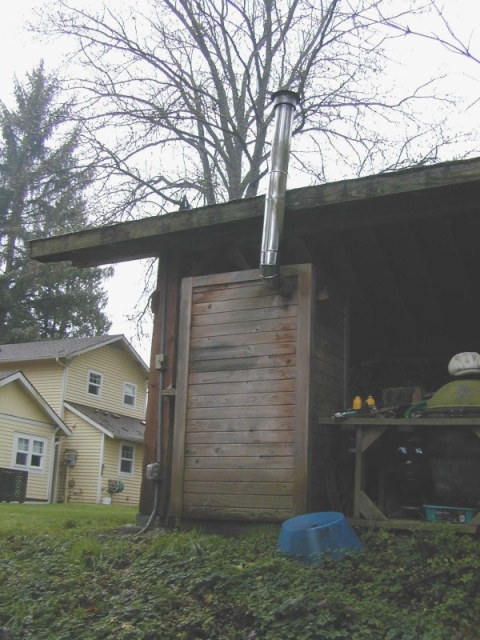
[28,157,480,269]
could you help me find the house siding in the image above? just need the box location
[1,380,50,422]
[102,439,143,506]
[0,382,55,501]
[0,361,64,414]
[0,339,148,505]
[65,345,147,418]
[58,409,103,504]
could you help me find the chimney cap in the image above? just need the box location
[271,89,301,109]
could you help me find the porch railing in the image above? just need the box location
[0,467,28,503]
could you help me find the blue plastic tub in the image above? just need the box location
[278,512,362,564]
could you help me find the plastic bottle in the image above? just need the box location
[353,395,362,410]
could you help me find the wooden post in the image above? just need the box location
[353,424,387,520]
[293,264,315,514]
[139,251,181,517]
[139,257,164,515]
[353,425,364,518]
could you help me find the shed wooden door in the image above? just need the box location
[170,264,314,522]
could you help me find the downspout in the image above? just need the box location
[48,436,60,504]
[55,357,68,419]
[51,357,68,503]
[97,432,106,504]
[50,433,67,504]
[260,90,301,294]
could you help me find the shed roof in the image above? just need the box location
[29,157,480,267]
[27,156,480,364]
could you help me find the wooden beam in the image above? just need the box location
[357,490,388,521]
[29,157,480,267]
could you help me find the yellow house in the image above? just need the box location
[0,335,149,505]
[0,370,71,502]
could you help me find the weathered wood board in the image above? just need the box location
[170,265,314,522]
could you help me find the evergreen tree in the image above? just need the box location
[0,63,112,344]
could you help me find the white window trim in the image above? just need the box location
[118,443,135,477]
[122,381,137,408]
[87,369,103,399]
[12,433,48,474]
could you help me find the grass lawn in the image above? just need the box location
[0,503,137,537]
[1,505,480,639]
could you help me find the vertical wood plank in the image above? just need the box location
[169,276,194,521]
[158,254,182,518]
[293,264,314,515]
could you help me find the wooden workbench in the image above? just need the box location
[318,417,480,534]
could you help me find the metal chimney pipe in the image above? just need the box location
[260,89,300,293]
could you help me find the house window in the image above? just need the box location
[14,435,47,472]
[87,370,103,397]
[123,382,137,408]
[119,444,134,476]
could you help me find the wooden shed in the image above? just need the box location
[30,157,480,529]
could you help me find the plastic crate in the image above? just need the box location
[423,505,476,524]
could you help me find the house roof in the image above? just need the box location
[0,370,71,436]
[65,402,145,443]
[0,335,148,373]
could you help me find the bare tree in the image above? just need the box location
[33,0,464,222]
[377,0,480,117]
[379,0,480,65]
